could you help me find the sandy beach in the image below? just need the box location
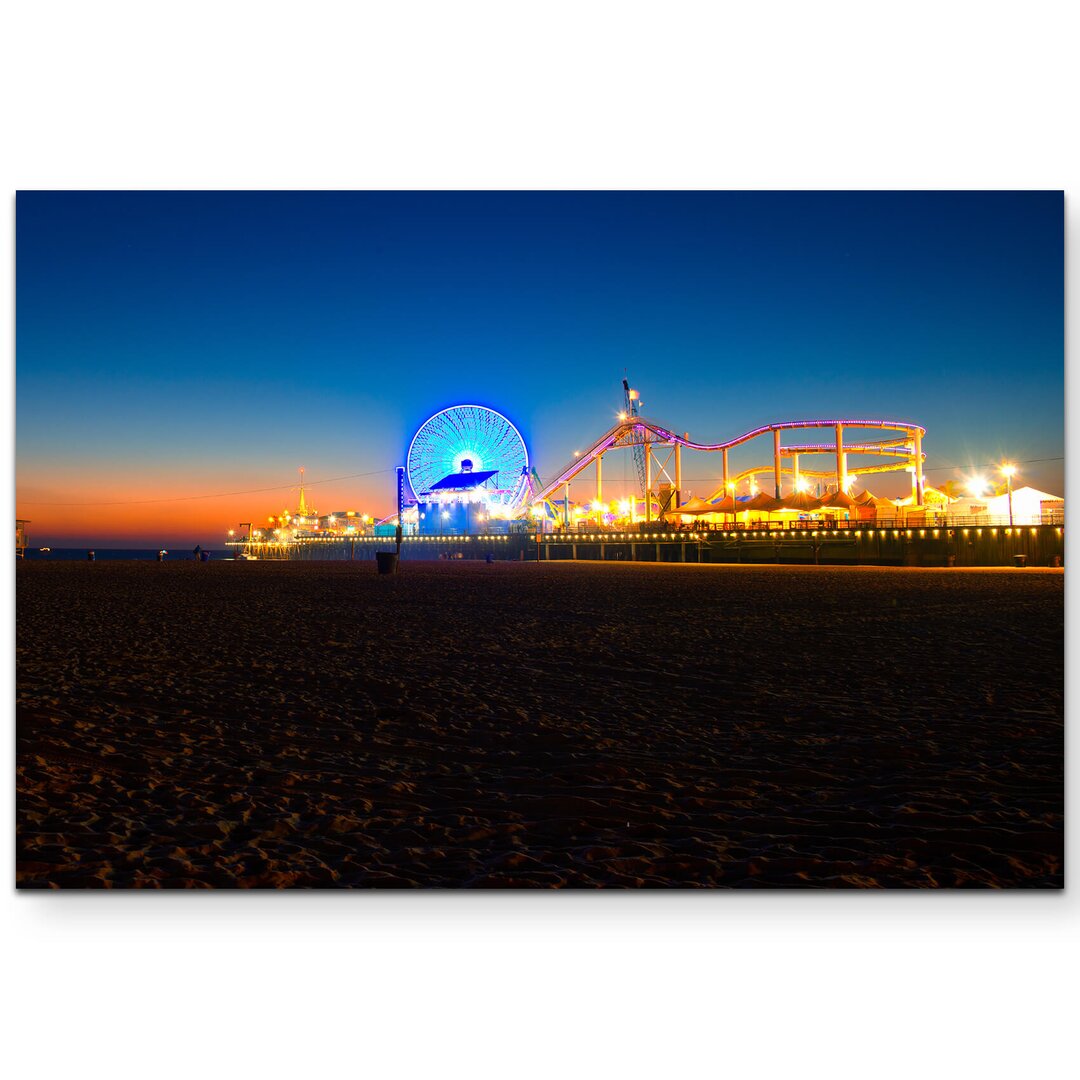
[16,561,1063,888]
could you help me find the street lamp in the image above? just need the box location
[1001,463,1017,526]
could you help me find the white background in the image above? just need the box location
[2,2,1075,1077]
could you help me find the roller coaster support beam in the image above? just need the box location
[722,448,729,497]
[596,452,602,504]
[645,442,652,522]
[914,428,924,506]
[835,423,846,493]
[674,441,682,509]
[793,453,800,490]
[773,430,782,498]
[564,482,570,526]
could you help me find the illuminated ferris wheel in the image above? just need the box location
[407,404,530,507]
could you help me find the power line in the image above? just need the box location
[922,456,1063,473]
[17,468,398,508]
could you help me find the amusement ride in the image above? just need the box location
[406,404,534,513]
[224,381,1064,559]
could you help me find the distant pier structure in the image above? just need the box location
[225,466,379,560]
[16,519,30,558]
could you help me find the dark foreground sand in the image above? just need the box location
[16,561,1063,888]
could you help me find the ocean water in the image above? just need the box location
[22,548,230,561]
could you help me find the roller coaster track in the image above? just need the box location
[528,416,926,509]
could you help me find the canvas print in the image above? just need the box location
[15,191,1063,888]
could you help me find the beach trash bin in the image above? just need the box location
[87,550,95,562]
[1013,554,1027,568]
[200,550,211,562]
[376,551,398,575]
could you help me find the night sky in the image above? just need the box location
[16,191,1063,545]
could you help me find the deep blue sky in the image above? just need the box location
[16,191,1063,542]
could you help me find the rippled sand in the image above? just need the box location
[16,561,1063,888]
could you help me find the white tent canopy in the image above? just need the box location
[948,486,1062,524]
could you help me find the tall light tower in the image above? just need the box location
[622,378,646,502]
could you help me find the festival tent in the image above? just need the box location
[710,494,739,512]
[744,491,783,512]
[1004,486,1064,523]
[847,492,897,520]
[819,489,858,510]
[735,490,782,525]
[861,495,900,519]
[666,496,721,515]
[894,486,951,508]
[818,490,858,523]
[691,494,741,522]
[947,486,1062,525]
[776,490,823,512]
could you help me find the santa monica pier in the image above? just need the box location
[224,389,1064,568]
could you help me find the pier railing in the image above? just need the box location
[536,522,1064,568]
[223,519,1063,567]
[550,512,1063,534]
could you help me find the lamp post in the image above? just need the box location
[1001,463,1016,526]
[395,467,404,556]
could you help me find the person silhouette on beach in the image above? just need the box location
[193,544,202,561]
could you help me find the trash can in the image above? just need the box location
[376,551,398,575]
[1013,554,1027,568]
[87,550,95,562]
[200,550,211,562]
